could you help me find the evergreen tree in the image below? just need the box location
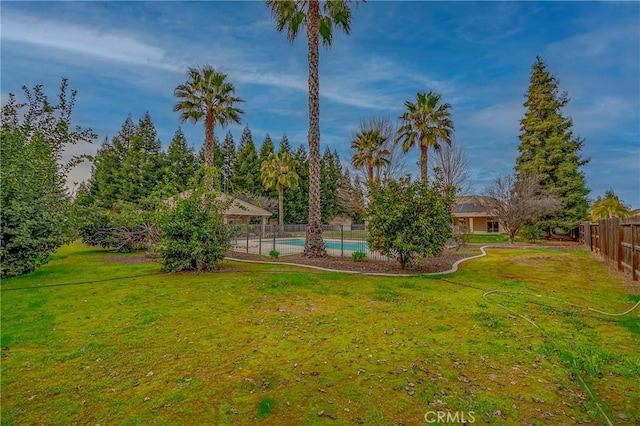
[516,57,590,234]
[284,144,309,223]
[164,127,199,194]
[119,112,165,203]
[591,189,631,220]
[320,147,341,222]
[258,134,277,199]
[232,125,260,194]
[220,131,236,192]
[90,115,137,207]
[279,133,292,154]
[89,138,122,207]
[89,113,167,206]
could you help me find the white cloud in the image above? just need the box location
[462,100,524,139]
[2,12,182,72]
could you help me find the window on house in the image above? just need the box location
[487,220,499,233]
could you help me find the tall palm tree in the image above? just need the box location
[351,130,390,182]
[396,91,454,184]
[591,189,631,220]
[173,66,244,171]
[261,151,300,230]
[265,0,359,258]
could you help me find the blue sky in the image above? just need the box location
[2,1,639,207]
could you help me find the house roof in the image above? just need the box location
[167,191,272,217]
[453,196,496,217]
[219,193,272,217]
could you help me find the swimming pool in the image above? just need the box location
[278,238,369,252]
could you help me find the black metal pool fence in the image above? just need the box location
[229,223,389,260]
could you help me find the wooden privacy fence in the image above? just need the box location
[580,218,640,281]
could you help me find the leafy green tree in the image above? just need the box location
[220,131,236,192]
[367,178,454,269]
[173,66,244,170]
[591,189,631,220]
[516,56,590,234]
[396,91,454,183]
[266,0,360,257]
[232,125,260,194]
[159,187,233,272]
[351,129,390,182]
[261,151,300,227]
[1,79,96,277]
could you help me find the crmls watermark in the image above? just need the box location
[424,411,476,424]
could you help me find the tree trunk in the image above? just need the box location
[304,0,326,258]
[420,143,428,184]
[204,111,214,168]
[278,182,284,229]
[204,111,215,191]
[368,164,374,183]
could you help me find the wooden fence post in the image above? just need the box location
[618,225,624,272]
[633,224,638,281]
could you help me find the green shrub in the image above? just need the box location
[269,250,280,259]
[520,224,546,242]
[366,178,454,269]
[76,201,161,252]
[351,251,366,262]
[159,188,233,272]
[1,80,95,278]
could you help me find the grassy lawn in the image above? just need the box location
[1,243,638,425]
[467,234,510,244]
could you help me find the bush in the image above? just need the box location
[520,224,546,243]
[159,188,233,272]
[366,178,454,269]
[269,250,280,259]
[1,80,95,278]
[75,201,162,253]
[351,251,366,262]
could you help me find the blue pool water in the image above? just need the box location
[278,238,368,252]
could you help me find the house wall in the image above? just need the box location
[453,216,503,234]
[225,216,250,225]
[472,217,487,233]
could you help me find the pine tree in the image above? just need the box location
[164,127,199,194]
[320,147,341,222]
[89,113,166,206]
[516,56,589,234]
[220,131,236,192]
[258,134,277,199]
[232,125,260,194]
[89,114,137,207]
[279,133,292,154]
[284,144,310,223]
[119,112,165,203]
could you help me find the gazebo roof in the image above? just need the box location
[167,191,272,217]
